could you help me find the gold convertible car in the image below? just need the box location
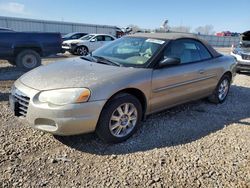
[9,33,237,143]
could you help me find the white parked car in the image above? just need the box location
[62,34,116,55]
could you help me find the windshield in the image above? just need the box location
[63,33,75,38]
[92,37,165,67]
[80,34,95,40]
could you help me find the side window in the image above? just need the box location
[104,36,114,41]
[164,39,201,64]
[195,41,212,60]
[96,35,104,41]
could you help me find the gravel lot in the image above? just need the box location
[0,49,250,187]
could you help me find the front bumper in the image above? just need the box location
[10,80,106,135]
[62,46,71,50]
[236,63,250,71]
[231,53,250,71]
[62,44,77,53]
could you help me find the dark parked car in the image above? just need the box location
[62,32,88,41]
[0,32,62,70]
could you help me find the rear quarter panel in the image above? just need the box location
[213,55,237,82]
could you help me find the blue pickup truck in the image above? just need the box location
[0,31,62,70]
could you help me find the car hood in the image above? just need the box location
[19,58,142,90]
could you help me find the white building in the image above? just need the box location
[0,16,122,36]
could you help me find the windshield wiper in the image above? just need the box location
[93,55,121,67]
[80,55,96,62]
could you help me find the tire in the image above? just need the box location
[208,74,231,104]
[16,50,41,70]
[96,93,142,143]
[76,46,88,56]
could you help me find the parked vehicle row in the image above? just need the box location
[0,31,62,70]
[0,29,118,69]
[62,32,88,41]
[216,31,240,37]
[9,33,237,143]
[62,34,116,56]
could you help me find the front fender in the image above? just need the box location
[88,69,152,103]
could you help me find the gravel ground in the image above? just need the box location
[0,50,250,187]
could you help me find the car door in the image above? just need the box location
[103,35,115,45]
[92,35,105,51]
[150,39,218,113]
[0,32,13,57]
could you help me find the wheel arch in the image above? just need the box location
[14,47,42,57]
[222,71,232,82]
[101,88,148,120]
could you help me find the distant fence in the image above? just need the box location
[197,34,240,47]
[0,16,119,36]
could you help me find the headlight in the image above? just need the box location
[38,88,91,106]
[71,42,79,46]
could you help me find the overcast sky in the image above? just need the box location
[0,0,249,33]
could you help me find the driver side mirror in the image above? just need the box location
[90,38,97,42]
[158,57,180,68]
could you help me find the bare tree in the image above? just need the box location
[127,24,141,33]
[154,27,166,33]
[160,19,169,32]
[195,25,214,35]
[170,26,191,33]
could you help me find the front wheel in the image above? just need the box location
[96,94,142,143]
[208,75,231,104]
[76,46,88,56]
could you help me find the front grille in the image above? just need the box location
[241,54,250,60]
[14,89,30,117]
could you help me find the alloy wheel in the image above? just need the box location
[77,47,88,56]
[109,103,138,138]
[218,79,229,101]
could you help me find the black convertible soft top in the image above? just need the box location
[131,32,222,58]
